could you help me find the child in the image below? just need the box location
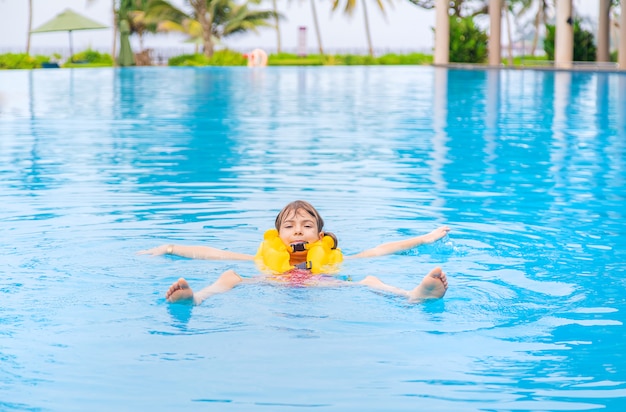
[139,200,450,305]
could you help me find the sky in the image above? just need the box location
[0,0,604,57]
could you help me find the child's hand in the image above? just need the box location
[137,244,170,256]
[427,226,450,243]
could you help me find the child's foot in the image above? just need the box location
[409,267,448,302]
[165,278,194,303]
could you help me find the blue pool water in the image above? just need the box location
[1,66,625,411]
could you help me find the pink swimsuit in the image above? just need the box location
[267,268,342,287]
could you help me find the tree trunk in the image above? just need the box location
[190,0,214,58]
[26,0,33,54]
[112,0,118,66]
[273,0,281,53]
[202,19,214,58]
[362,0,374,57]
[504,4,513,65]
[310,0,324,55]
[529,6,542,56]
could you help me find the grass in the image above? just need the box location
[266,52,433,66]
[1,49,576,70]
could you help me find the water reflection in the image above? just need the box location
[3,66,624,249]
[1,66,626,410]
[431,67,449,208]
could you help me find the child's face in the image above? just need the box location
[278,208,323,253]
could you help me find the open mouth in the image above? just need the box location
[290,242,307,252]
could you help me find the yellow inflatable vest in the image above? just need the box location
[254,229,343,274]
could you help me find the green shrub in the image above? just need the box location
[267,53,324,66]
[64,49,113,67]
[154,50,439,67]
[377,53,433,65]
[509,55,549,66]
[0,53,40,69]
[74,49,112,63]
[376,53,402,65]
[167,50,434,67]
[34,55,52,65]
[168,50,246,66]
[573,24,597,61]
[168,53,210,66]
[544,20,597,62]
[208,49,247,66]
[333,54,376,65]
[449,16,488,63]
[544,25,556,60]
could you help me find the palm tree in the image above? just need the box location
[127,2,156,51]
[116,0,183,52]
[86,0,116,61]
[271,0,281,53]
[512,0,551,57]
[331,0,390,57]
[26,0,33,54]
[271,0,323,56]
[157,14,206,52]
[161,0,278,58]
[214,0,278,39]
[111,1,117,64]
[310,0,324,55]
[89,0,185,60]
[406,0,477,17]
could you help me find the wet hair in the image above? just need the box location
[275,200,338,249]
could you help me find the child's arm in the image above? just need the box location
[138,244,254,261]
[348,226,450,259]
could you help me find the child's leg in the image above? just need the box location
[358,267,448,302]
[165,269,243,305]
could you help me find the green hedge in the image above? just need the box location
[449,16,488,63]
[268,53,324,66]
[544,20,597,62]
[0,53,51,69]
[376,53,433,65]
[0,49,437,69]
[267,52,432,66]
[169,50,247,66]
[64,49,113,67]
[208,49,247,66]
[166,51,434,67]
[0,50,113,69]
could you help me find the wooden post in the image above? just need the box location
[619,0,626,69]
[434,0,449,65]
[488,0,502,66]
[555,0,573,69]
[597,0,610,62]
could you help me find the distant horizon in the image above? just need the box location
[0,44,434,60]
[0,0,604,58]
[0,0,436,56]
